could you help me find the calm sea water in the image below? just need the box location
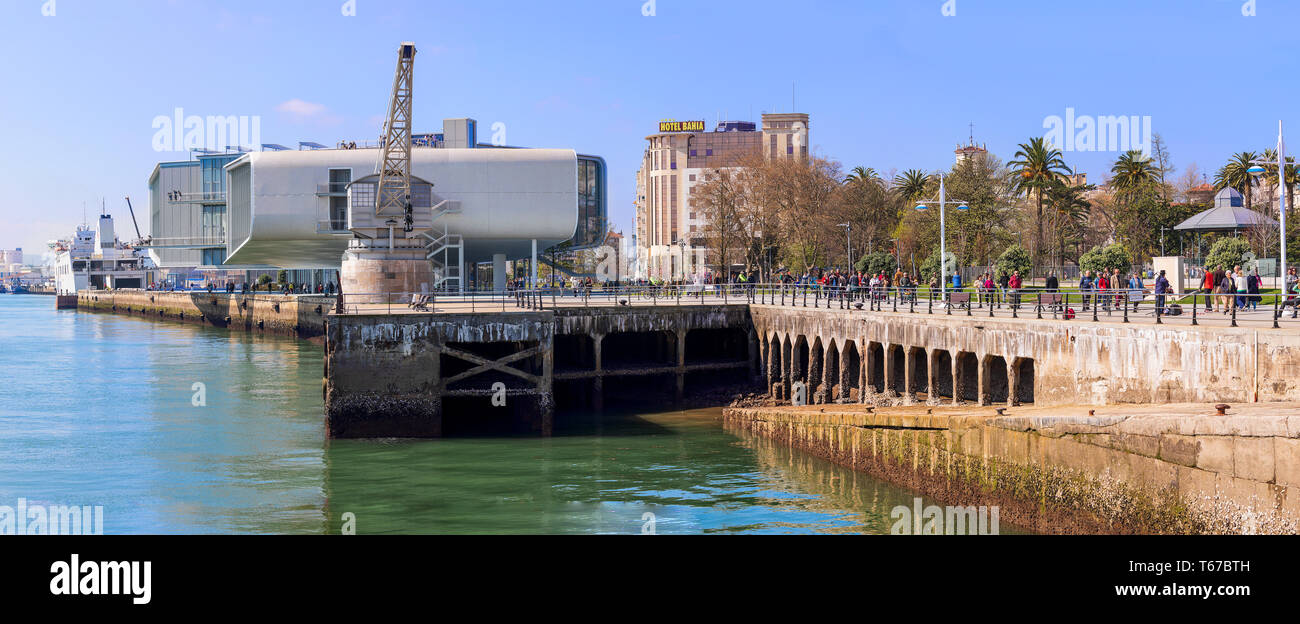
[0,294,986,535]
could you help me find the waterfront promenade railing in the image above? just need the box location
[98,284,1300,329]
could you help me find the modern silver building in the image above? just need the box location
[147,117,607,289]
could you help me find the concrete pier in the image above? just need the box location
[324,305,757,438]
[77,290,335,338]
[725,403,1300,534]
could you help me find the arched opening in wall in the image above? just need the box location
[793,336,809,388]
[932,350,954,401]
[889,345,906,396]
[767,335,782,394]
[868,342,885,393]
[909,347,928,399]
[782,336,793,398]
[602,331,676,370]
[986,355,1010,405]
[824,341,841,402]
[809,338,825,402]
[1013,357,1035,404]
[554,334,595,373]
[842,341,861,402]
[685,327,748,365]
[956,352,979,403]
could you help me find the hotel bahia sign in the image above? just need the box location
[658,120,706,133]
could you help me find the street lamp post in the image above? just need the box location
[915,173,970,300]
[838,223,852,272]
[1248,121,1289,291]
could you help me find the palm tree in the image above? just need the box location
[893,169,930,202]
[1045,181,1092,266]
[1214,151,1260,209]
[846,166,882,187]
[1260,149,1299,217]
[1008,137,1072,263]
[1110,150,1159,202]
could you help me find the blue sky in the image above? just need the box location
[2,0,1298,259]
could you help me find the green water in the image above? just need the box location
[0,295,988,535]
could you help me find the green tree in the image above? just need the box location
[995,244,1032,281]
[855,251,897,276]
[845,166,883,187]
[892,169,930,202]
[1045,180,1092,265]
[1204,238,1254,273]
[1079,244,1133,275]
[1008,137,1072,264]
[1110,150,1159,201]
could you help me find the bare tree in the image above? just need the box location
[696,167,749,280]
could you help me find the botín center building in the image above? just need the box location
[634,112,809,280]
[146,118,607,291]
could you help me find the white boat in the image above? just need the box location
[53,215,155,295]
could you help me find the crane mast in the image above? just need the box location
[376,42,416,229]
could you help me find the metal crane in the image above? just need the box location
[375,42,416,231]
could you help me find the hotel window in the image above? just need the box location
[689,174,696,182]
[690,150,697,157]
[706,149,713,156]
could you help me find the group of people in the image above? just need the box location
[1075,269,1163,313]
[1196,265,1265,313]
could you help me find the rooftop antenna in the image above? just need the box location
[969,122,975,146]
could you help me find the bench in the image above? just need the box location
[948,293,971,309]
[409,294,432,312]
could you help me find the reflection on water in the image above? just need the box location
[1,295,1009,535]
[322,410,956,535]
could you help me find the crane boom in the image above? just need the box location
[124,196,143,240]
[375,42,416,225]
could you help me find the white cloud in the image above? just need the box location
[276,99,329,119]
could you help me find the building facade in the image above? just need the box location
[634,113,810,279]
[145,117,606,291]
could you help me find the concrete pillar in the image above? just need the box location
[675,329,686,406]
[748,328,760,382]
[951,353,961,407]
[883,345,897,398]
[493,254,507,292]
[927,349,939,403]
[593,334,605,413]
[541,337,555,437]
[978,354,992,407]
[903,347,917,402]
[781,337,792,401]
[531,239,538,287]
[1007,360,1020,408]
[860,340,871,402]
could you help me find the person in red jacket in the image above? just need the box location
[1008,270,1023,309]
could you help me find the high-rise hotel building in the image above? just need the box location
[634,113,809,279]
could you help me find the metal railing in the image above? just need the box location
[511,283,1300,329]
